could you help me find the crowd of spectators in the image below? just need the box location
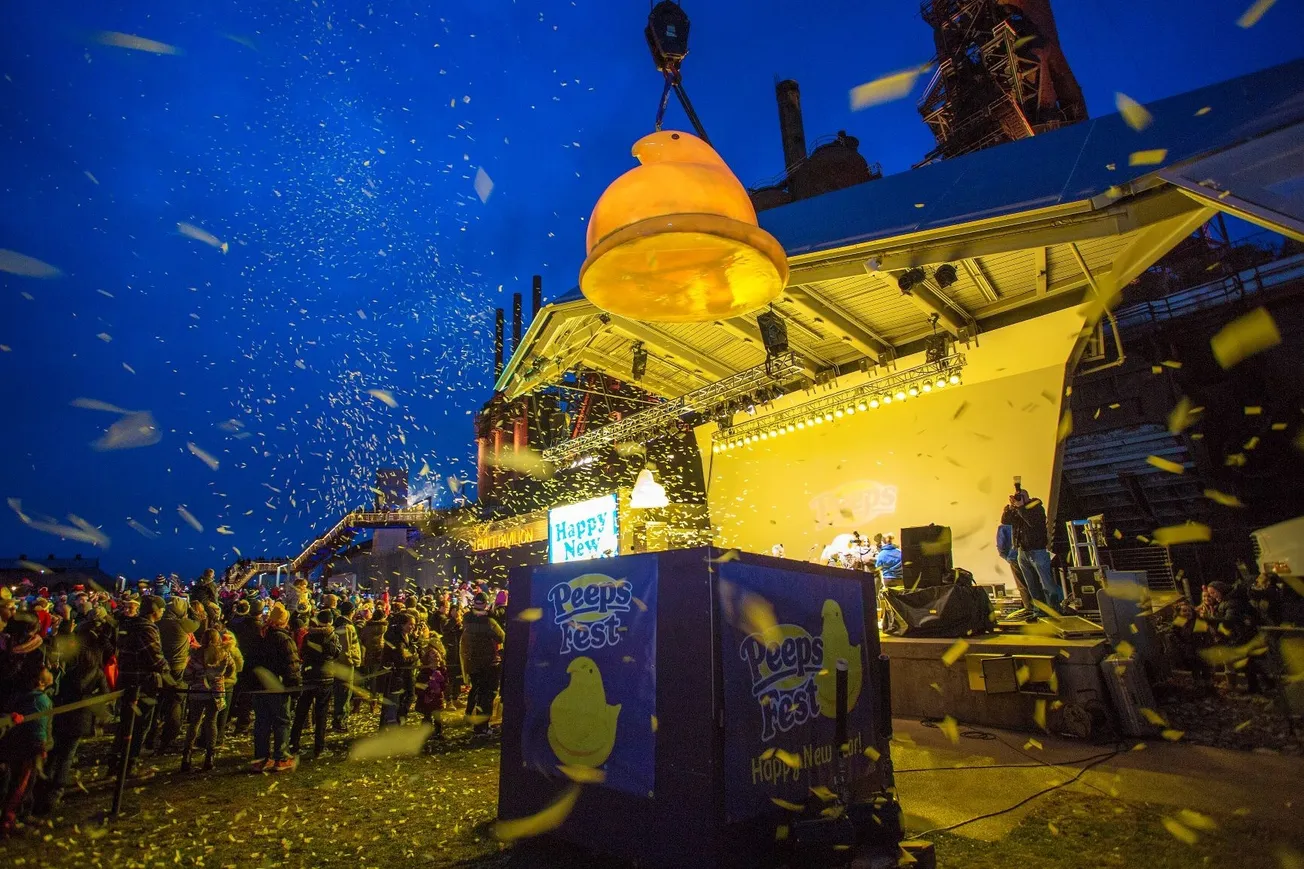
[0,569,508,837]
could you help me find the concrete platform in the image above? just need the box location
[890,717,1304,842]
[882,631,1111,734]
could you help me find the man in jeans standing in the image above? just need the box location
[998,502,1044,620]
[460,592,505,735]
[1010,488,1064,613]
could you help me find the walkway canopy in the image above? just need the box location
[497,59,1304,401]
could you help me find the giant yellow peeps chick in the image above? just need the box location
[814,599,863,719]
[548,656,622,768]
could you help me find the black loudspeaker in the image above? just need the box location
[900,524,953,588]
[755,309,789,357]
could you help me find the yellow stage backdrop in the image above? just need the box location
[696,309,1086,586]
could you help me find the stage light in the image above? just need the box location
[813,416,823,425]
[796,420,805,429]
[882,395,892,405]
[712,443,720,454]
[845,406,855,416]
[949,373,960,384]
[824,412,833,422]
[759,431,768,440]
[908,386,919,397]
[869,397,879,409]
[922,381,932,392]
[934,263,958,289]
[769,428,778,438]
[776,427,786,436]
[897,267,926,294]
[894,389,906,401]
[935,377,947,389]
[857,401,867,411]
[785,423,795,433]
[835,409,844,418]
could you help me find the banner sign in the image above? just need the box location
[521,554,657,798]
[549,494,620,564]
[716,560,873,822]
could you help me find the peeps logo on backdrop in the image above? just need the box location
[809,479,898,528]
[740,624,823,741]
[546,573,633,654]
[524,555,657,799]
[738,600,863,742]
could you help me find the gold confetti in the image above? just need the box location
[1176,809,1217,831]
[1168,396,1196,434]
[1204,489,1244,508]
[1146,455,1185,474]
[1128,149,1168,166]
[349,723,434,760]
[557,764,606,784]
[367,388,399,408]
[1244,436,1260,451]
[774,748,803,770]
[1151,523,1211,545]
[1161,728,1185,742]
[494,784,581,842]
[1115,93,1153,131]
[93,31,183,54]
[1161,816,1199,845]
[1056,409,1073,443]
[941,639,969,667]
[0,249,62,278]
[1245,406,1263,415]
[809,785,837,802]
[864,745,881,762]
[1048,821,1060,836]
[177,504,204,533]
[1233,719,1253,733]
[771,798,805,812]
[849,63,932,109]
[474,167,494,203]
[71,397,135,414]
[1211,307,1282,368]
[1023,738,1043,751]
[650,715,658,733]
[186,441,220,471]
[938,715,960,744]
[1237,0,1277,27]
[177,222,228,253]
[1225,453,1247,467]
[516,607,543,622]
[1034,699,1047,731]
[1139,707,1167,726]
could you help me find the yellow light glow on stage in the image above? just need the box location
[579,131,789,323]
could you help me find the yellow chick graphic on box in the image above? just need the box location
[814,599,863,719]
[548,656,622,768]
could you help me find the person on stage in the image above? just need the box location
[998,503,1043,620]
[874,534,902,583]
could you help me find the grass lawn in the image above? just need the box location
[6,715,1302,868]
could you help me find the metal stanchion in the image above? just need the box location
[110,685,139,817]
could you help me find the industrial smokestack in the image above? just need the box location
[512,293,523,352]
[776,79,807,174]
[494,308,505,378]
[532,274,543,317]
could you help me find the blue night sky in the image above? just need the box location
[1,0,1301,580]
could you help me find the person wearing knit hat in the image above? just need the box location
[249,602,300,771]
[226,598,261,737]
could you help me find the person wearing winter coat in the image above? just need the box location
[379,613,419,726]
[33,614,112,815]
[460,594,505,735]
[250,604,301,771]
[357,610,387,715]
[289,611,342,760]
[0,660,53,837]
[181,629,235,772]
[226,599,261,735]
[331,601,362,732]
[414,634,447,746]
[114,595,170,770]
[148,598,200,754]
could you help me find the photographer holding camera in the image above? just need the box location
[1008,479,1065,614]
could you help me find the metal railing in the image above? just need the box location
[1113,253,1304,333]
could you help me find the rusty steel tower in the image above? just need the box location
[916,0,1087,164]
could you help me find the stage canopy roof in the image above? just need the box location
[497,59,1304,401]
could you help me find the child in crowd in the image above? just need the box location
[414,632,447,748]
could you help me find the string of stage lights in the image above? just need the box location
[711,352,966,453]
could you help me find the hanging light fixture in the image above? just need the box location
[579,131,789,322]
[630,465,670,509]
